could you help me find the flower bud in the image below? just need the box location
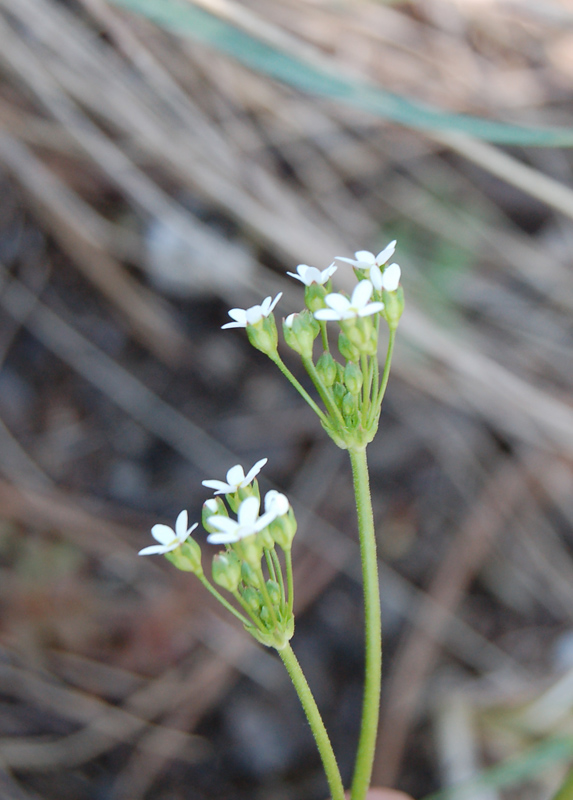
[242,586,262,612]
[165,537,203,575]
[338,332,360,362]
[212,551,241,592]
[304,282,328,312]
[316,352,337,387]
[241,560,259,587]
[246,314,278,356]
[269,507,297,550]
[235,533,262,568]
[283,310,319,359]
[341,316,376,354]
[260,605,272,626]
[332,382,346,409]
[256,526,275,549]
[202,497,227,533]
[342,391,357,419]
[266,580,281,605]
[382,286,404,331]
[344,362,363,395]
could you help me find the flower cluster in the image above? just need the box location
[220,240,404,450]
[140,458,296,649]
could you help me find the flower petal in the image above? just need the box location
[375,240,396,265]
[243,457,268,485]
[265,490,289,516]
[139,543,172,556]
[207,531,239,545]
[314,308,342,321]
[226,464,245,488]
[237,496,260,526]
[207,516,238,533]
[202,479,231,493]
[227,308,247,324]
[351,280,373,309]
[369,264,383,291]
[354,250,375,264]
[175,509,188,539]
[246,305,264,325]
[268,292,283,314]
[382,263,401,291]
[325,293,351,313]
[151,524,176,545]
[358,302,384,317]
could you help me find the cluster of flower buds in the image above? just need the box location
[139,459,297,650]
[222,241,404,450]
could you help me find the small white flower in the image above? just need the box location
[335,240,397,270]
[139,510,198,556]
[264,490,290,517]
[207,496,276,544]
[314,280,384,321]
[286,263,337,286]
[222,293,282,329]
[202,458,268,495]
[370,262,401,293]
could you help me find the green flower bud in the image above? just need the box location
[241,560,259,587]
[212,551,241,592]
[260,605,272,626]
[338,332,360,362]
[342,391,357,419]
[304,283,328,312]
[344,362,363,395]
[332,382,346,409]
[269,507,297,550]
[341,316,376,354]
[235,533,262,568]
[246,314,279,356]
[256,526,275,550]
[165,538,203,575]
[382,286,404,331]
[202,497,227,533]
[283,310,319,359]
[316,352,337,387]
[266,580,281,606]
[242,586,262,612]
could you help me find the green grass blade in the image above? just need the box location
[108,0,573,147]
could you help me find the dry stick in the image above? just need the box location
[372,458,531,786]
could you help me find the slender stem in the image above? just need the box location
[279,643,345,800]
[271,547,286,612]
[257,564,280,629]
[270,353,329,424]
[552,765,573,800]
[285,547,294,615]
[265,547,277,582]
[349,447,381,800]
[374,329,396,411]
[302,356,345,427]
[320,320,329,352]
[232,589,267,632]
[198,575,251,626]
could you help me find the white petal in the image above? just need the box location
[243,457,268,485]
[175,510,188,539]
[268,292,283,314]
[351,280,374,309]
[335,256,360,266]
[226,464,245,487]
[221,322,246,330]
[227,308,247,325]
[207,516,239,534]
[381,263,401,292]
[325,293,351,313]
[254,510,276,531]
[321,264,337,282]
[151,524,176,545]
[302,267,321,285]
[369,264,383,291]
[375,240,396,265]
[246,305,264,325]
[237,496,260,526]
[354,250,375,264]
[265,490,289,516]
[314,308,342,321]
[259,296,273,315]
[139,543,171,555]
[207,531,239,545]
[358,302,384,317]
[202,479,232,493]
[286,271,304,283]
[284,313,296,327]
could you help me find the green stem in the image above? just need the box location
[349,447,381,800]
[369,328,395,428]
[320,320,329,352]
[552,765,573,800]
[198,575,251,626]
[271,548,286,612]
[285,547,294,615]
[256,564,280,629]
[265,547,277,582]
[302,356,345,427]
[270,353,329,424]
[232,589,267,632]
[279,643,345,800]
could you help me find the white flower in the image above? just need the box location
[335,240,396,270]
[370,262,401,293]
[139,510,198,556]
[222,293,282,329]
[207,496,276,544]
[314,280,384,321]
[286,263,337,286]
[202,458,268,495]
[264,490,290,517]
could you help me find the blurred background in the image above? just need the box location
[1,0,573,798]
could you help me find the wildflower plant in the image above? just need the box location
[138,241,404,800]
